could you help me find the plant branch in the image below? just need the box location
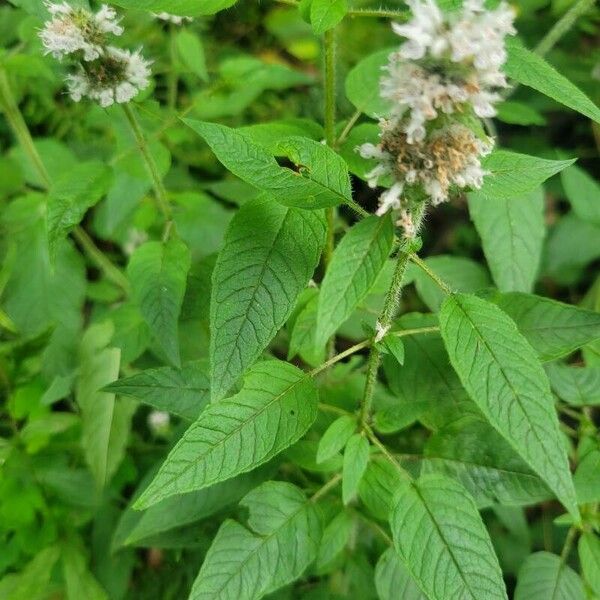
[167,22,179,110]
[310,339,371,376]
[274,0,407,19]
[336,109,361,147]
[310,473,342,502]
[364,424,412,481]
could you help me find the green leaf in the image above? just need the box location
[0,546,60,600]
[573,450,600,504]
[310,0,347,34]
[316,215,394,348]
[184,120,352,209]
[390,474,507,600]
[359,456,403,521]
[375,548,426,600]
[382,335,405,365]
[104,360,210,421]
[135,360,318,509]
[345,49,393,118]
[488,292,600,361]
[288,289,326,367]
[127,236,191,368]
[109,0,238,16]
[76,322,121,489]
[480,150,575,200]
[189,481,322,599]
[546,364,600,406]
[439,294,579,519]
[579,533,600,597]
[468,188,545,293]
[175,29,208,81]
[47,161,112,261]
[342,433,369,505]
[423,416,551,508]
[210,196,325,400]
[62,543,108,600]
[505,37,600,124]
[514,552,584,600]
[316,414,356,464]
[560,165,600,225]
[316,511,353,569]
[496,101,546,126]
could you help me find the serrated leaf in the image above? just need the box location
[375,548,426,600]
[488,292,600,361]
[468,188,545,293]
[190,481,322,599]
[560,165,600,225]
[185,120,351,209]
[317,414,356,464]
[316,215,394,348]
[135,360,318,509]
[439,293,579,519]
[175,29,208,81]
[47,161,112,261]
[514,552,584,600]
[579,533,600,596]
[109,0,237,16]
[210,196,325,401]
[104,360,209,421]
[546,364,600,406]
[480,150,575,200]
[390,474,507,600]
[505,37,600,124]
[342,434,369,504]
[310,0,347,34]
[128,236,191,368]
[345,49,393,118]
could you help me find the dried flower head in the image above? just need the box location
[153,12,193,25]
[40,2,123,61]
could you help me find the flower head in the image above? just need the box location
[153,12,193,25]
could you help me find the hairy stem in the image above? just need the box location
[0,68,130,293]
[275,0,407,20]
[122,103,173,223]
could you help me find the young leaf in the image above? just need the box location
[382,334,405,365]
[487,291,600,361]
[345,49,393,118]
[135,360,318,509]
[210,196,325,401]
[505,37,600,125]
[579,533,600,597]
[375,548,426,600]
[109,0,238,16]
[310,0,347,34]
[480,150,575,200]
[390,474,507,600]
[316,215,394,348]
[468,188,545,293]
[560,165,600,225]
[342,433,369,504]
[439,293,579,519]
[546,364,600,406]
[104,360,210,421]
[128,236,191,368]
[317,414,356,464]
[189,481,322,599]
[514,552,584,600]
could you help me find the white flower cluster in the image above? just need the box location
[153,12,193,25]
[358,0,514,235]
[40,2,151,107]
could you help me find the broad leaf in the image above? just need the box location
[440,294,579,519]
[128,236,191,368]
[109,0,238,16]
[505,37,600,124]
[135,360,318,508]
[190,481,322,599]
[488,291,600,361]
[390,474,507,600]
[316,215,394,348]
[480,151,574,200]
[105,360,210,420]
[210,195,325,400]
[468,188,545,292]
[546,364,600,406]
[342,433,369,504]
[375,548,427,600]
[345,49,393,118]
[514,552,584,600]
[311,0,347,34]
[560,165,600,225]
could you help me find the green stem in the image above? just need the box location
[310,339,371,377]
[534,0,596,56]
[310,473,342,502]
[275,0,407,19]
[410,254,452,294]
[0,68,129,293]
[336,108,361,147]
[560,526,578,562]
[167,23,178,110]
[121,103,172,223]
[364,424,412,481]
[359,250,411,427]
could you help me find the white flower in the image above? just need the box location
[148,410,170,434]
[153,12,193,25]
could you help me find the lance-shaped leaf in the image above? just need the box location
[375,548,427,600]
[514,552,585,600]
[487,291,600,361]
[128,236,191,368]
[439,293,579,519]
[104,360,210,421]
[109,0,238,17]
[316,215,394,348]
[210,196,325,401]
[390,474,507,600]
[184,119,352,209]
[135,361,318,509]
[505,37,600,125]
[468,188,545,293]
[190,481,322,599]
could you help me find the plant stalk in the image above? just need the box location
[167,22,178,110]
